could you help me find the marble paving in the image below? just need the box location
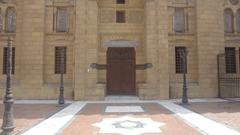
[158,101,240,135]
[18,98,240,135]
[105,106,144,113]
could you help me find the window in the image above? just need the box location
[174,8,186,33]
[0,9,2,33]
[55,47,67,74]
[116,10,126,23]
[224,8,234,33]
[3,47,15,74]
[5,8,16,33]
[117,0,125,4]
[175,47,187,74]
[225,47,236,73]
[236,9,240,33]
[56,8,68,32]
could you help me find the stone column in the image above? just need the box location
[142,0,169,100]
[196,0,225,97]
[74,0,87,100]
[17,0,45,99]
[85,0,103,100]
[156,0,169,99]
[142,0,159,99]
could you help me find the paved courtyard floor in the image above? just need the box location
[184,101,240,132]
[61,103,200,135]
[0,99,239,135]
[0,104,68,135]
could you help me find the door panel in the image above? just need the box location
[107,48,136,95]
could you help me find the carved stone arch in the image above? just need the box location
[224,8,234,33]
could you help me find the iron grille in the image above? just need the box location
[218,48,240,98]
[55,47,67,74]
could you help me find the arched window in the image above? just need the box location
[224,8,234,33]
[56,8,68,32]
[6,7,16,33]
[236,9,240,33]
[0,9,2,33]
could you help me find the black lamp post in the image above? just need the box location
[58,48,65,105]
[2,38,15,135]
[181,49,188,104]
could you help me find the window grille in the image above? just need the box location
[116,10,126,23]
[175,47,187,74]
[225,47,236,73]
[117,0,125,4]
[55,47,67,74]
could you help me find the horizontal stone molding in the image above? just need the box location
[102,40,139,48]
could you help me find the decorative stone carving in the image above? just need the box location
[136,63,153,70]
[90,63,106,70]
[90,63,153,70]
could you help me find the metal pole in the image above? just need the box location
[182,50,188,104]
[58,48,65,105]
[2,37,14,135]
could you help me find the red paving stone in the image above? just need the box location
[61,103,201,135]
[0,104,68,134]
[184,102,240,131]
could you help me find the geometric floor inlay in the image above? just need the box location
[105,106,144,113]
[92,116,165,135]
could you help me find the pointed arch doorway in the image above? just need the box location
[107,47,136,95]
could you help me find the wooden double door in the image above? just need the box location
[107,47,136,95]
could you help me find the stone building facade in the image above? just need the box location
[0,0,239,100]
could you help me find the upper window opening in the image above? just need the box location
[6,8,16,33]
[224,8,234,33]
[56,8,68,32]
[116,10,126,23]
[174,7,186,33]
[236,9,240,33]
[117,0,125,4]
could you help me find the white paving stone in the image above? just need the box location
[158,101,240,135]
[105,106,144,113]
[22,102,86,135]
[105,96,140,101]
[170,98,227,103]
